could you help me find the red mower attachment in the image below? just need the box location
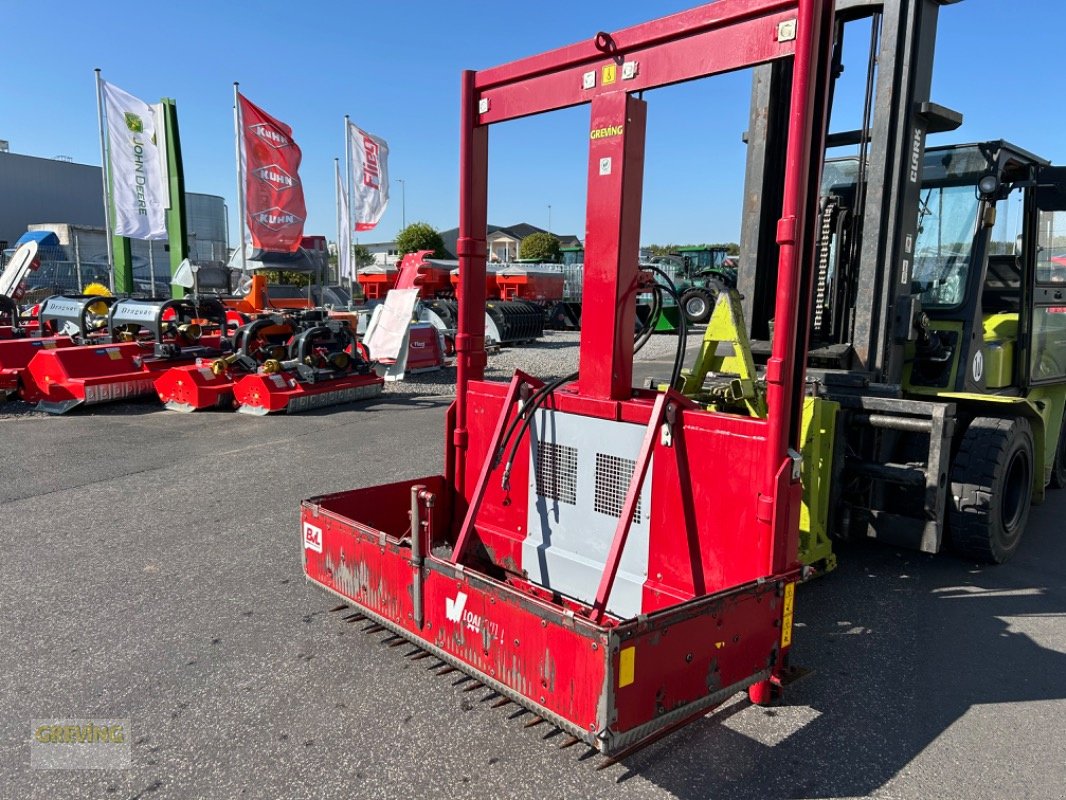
[155,315,294,412]
[233,320,383,415]
[30,297,227,414]
[301,0,833,757]
[0,294,115,403]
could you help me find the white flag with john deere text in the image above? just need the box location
[347,121,389,231]
[103,81,168,240]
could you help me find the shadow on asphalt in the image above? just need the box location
[1,393,454,420]
[292,394,454,416]
[615,495,1066,798]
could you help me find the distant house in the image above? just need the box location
[358,239,400,266]
[440,224,581,263]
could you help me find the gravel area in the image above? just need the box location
[387,329,687,397]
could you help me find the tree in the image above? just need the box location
[646,243,679,257]
[396,222,447,258]
[519,232,561,263]
[645,242,740,256]
[261,270,312,287]
[353,244,375,268]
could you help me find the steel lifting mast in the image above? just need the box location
[742,0,962,371]
[301,0,834,755]
[740,0,970,552]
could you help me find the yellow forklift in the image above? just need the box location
[729,0,1066,563]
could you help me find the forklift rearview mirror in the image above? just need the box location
[1037,183,1066,211]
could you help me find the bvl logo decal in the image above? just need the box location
[303,522,322,553]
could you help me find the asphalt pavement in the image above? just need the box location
[2,376,1064,799]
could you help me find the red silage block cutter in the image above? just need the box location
[302,0,833,756]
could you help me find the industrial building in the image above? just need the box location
[0,146,228,265]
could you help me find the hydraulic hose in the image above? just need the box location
[633,283,663,356]
[497,267,679,490]
[494,279,661,471]
[641,264,688,389]
[500,369,578,490]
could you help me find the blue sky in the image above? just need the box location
[2,0,1063,248]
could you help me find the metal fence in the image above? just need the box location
[0,246,170,302]
[507,262,584,301]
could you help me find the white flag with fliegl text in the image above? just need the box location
[103,81,168,240]
[347,121,389,232]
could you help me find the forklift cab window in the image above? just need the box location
[981,187,1026,313]
[990,190,1025,257]
[1037,209,1066,284]
[912,184,980,308]
[1031,208,1066,382]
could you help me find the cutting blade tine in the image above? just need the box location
[404,649,424,658]
[462,681,484,692]
[411,652,431,661]
[491,697,511,708]
[559,735,581,749]
[523,716,545,728]
[329,604,348,613]
[437,666,457,675]
[387,637,407,648]
[343,613,366,622]
[595,757,619,772]
[365,623,385,633]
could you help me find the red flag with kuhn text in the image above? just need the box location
[238,93,306,252]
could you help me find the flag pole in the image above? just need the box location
[334,157,342,285]
[343,114,356,296]
[94,68,117,293]
[233,82,247,273]
[343,114,353,288]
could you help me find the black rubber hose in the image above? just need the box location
[494,283,658,469]
[493,368,580,467]
[633,283,662,355]
[498,269,677,488]
[641,265,688,389]
[500,369,578,489]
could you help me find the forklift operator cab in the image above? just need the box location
[810,140,1066,563]
[901,141,1066,400]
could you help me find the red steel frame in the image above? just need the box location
[303,0,833,755]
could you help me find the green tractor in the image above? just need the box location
[645,245,737,326]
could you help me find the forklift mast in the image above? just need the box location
[741,0,963,382]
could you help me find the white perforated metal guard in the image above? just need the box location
[524,410,651,618]
[535,441,578,506]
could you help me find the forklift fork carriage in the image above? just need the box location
[302,0,834,754]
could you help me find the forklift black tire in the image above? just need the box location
[1048,409,1066,489]
[680,287,717,325]
[948,416,1034,564]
